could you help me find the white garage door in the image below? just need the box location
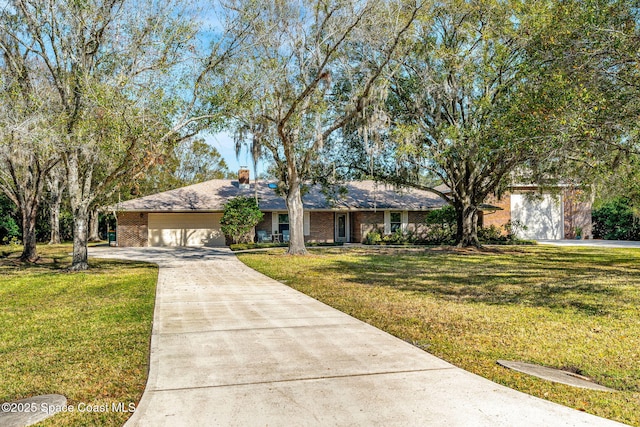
[510,193,563,240]
[148,213,225,247]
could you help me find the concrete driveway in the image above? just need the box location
[89,247,627,427]
[537,239,640,248]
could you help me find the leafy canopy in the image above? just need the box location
[220,196,264,244]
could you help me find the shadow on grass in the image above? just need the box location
[0,253,154,276]
[314,247,640,316]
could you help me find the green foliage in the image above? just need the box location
[347,0,573,247]
[385,229,415,245]
[132,139,231,197]
[477,225,503,242]
[223,0,419,255]
[0,196,20,245]
[220,196,264,244]
[524,0,640,195]
[574,226,583,238]
[362,206,531,246]
[364,228,420,246]
[347,0,640,247]
[364,229,383,245]
[419,226,456,245]
[477,222,533,245]
[424,205,456,226]
[421,205,457,244]
[58,211,75,242]
[592,198,640,240]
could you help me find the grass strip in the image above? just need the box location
[0,244,157,426]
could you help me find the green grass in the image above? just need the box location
[238,245,640,426]
[0,244,157,426]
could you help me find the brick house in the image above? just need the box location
[114,172,446,247]
[113,171,591,247]
[481,186,592,240]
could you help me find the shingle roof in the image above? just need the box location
[112,180,446,212]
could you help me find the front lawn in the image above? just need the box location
[0,244,157,426]
[238,246,640,426]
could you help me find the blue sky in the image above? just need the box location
[204,131,269,178]
[194,4,270,178]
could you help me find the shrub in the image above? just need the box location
[477,220,534,245]
[361,206,534,246]
[592,198,640,240]
[424,205,456,227]
[382,228,414,245]
[0,196,20,245]
[419,205,457,245]
[220,196,264,244]
[503,219,527,240]
[364,228,383,245]
[415,224,453,245]
[477,225,504,242]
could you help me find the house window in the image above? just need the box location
[390,212,402,233]
[278,213,289,234]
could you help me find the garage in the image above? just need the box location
[510,193,563,240]
[147,213,225,247]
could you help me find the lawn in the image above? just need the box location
[0,244,157,426]
[238,245,640,426]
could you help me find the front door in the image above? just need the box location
[335,213,348,243]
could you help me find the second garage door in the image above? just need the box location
[510,193,563,240]
[147,213,225,247]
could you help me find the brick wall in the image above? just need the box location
[255,212,273,240]
[117,212,148,247]
[308,212,335,243]
[408,211,428,232]
[352,211,384,243]
[254,211,336,243]
[564,188,593,239]
[408,211,427,224]
[481,193,511,232]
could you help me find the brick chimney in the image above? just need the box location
[238,168,250,189]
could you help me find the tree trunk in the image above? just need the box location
[71,205,90,270]
[455,201,480,248]
[88,207,101,242]
[49,202,61,244]
[19,207,39,262]
[66,150,91,271]
[285,182,307,255]
[48,175,64,245]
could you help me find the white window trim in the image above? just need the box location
[384,211,390,234]
[303,212,310,236]
[384,210,408,234]
[273,211,308,236]
[335,212,349,241]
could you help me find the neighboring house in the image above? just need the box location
[481,185,592,240]
[113,170,592,247]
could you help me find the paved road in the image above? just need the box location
[89,247,627,427]
[537,239,640,248]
